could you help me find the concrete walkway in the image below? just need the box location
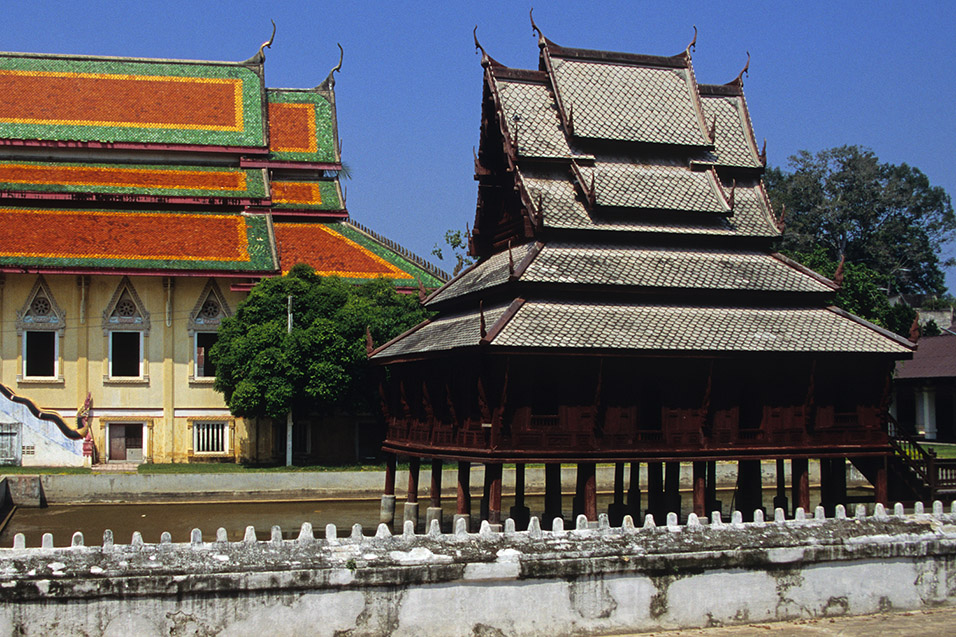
[620,607,956,636]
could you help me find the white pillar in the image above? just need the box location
[917,387,937,441]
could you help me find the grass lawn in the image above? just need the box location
[0,466,91,475]
[921,443,956,459]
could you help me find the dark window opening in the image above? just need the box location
[111,331,141,378]
[25,331,55,377]
[196,332,218,378]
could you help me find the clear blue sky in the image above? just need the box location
[4,1,955,291]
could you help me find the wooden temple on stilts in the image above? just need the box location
[370,18,915,530]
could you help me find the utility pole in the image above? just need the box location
[286,294,293,467]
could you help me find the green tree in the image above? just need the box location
[431,227,474,276]
[210,264,430,420]
[766,145,955,294]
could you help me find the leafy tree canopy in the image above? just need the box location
[431,227,474,276]
[784,247,917,338]
[766,145,955,295]
[210,264,430,420]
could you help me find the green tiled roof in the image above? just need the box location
[267,89,338,163]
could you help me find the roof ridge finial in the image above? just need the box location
[319,43,344,91]
[530,8,544,43]
[734,51,750,86]
[259,20,277,60]
[474,26,489,64]
[760,138,767,165]
[833,254,846,287]
[685,25,697,56]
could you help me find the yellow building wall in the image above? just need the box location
[0,272,261,465]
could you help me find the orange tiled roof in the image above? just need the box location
[274,222,412,280]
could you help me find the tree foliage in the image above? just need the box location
[766,145,955,294]
[431,227,474,276]
[210,265,430,420]
[784,247,916,338]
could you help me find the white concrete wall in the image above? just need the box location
[0,389,84,467]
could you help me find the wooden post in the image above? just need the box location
[692,461,706,517]
[384,454,396,497]
[875,460,888,506]
[456,461,470,515]
[380,452,397,524]
[773,458,788,513]
[665,461,681,518]
[582,462,597,521]
[792,457,810,514]
[647,461,664,521]
[832,456,847,511]
[514,463,526,509]
[488,463,503,525]
[737,459,762,521]
[706,460,718,515]
[544,464,562,529]
[609,462,627,525]
[407,457,420,504]
[510,463,531,530]
[430,459,442,508]
[627,462,641,520]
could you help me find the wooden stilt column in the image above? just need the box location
[875,460,888,506]
[608,462,627,525]
[454,461,471,531]
[580,462,597,521]
[487,463,503,527]
[544,463,562,529]
[737,460,762,522]
[664,462,681,519]
[403,457,421,528]
[647,461,664,521]
[692,461,706,518]
[832,456,847,512]
[773,458,789,514]
[706,461,718,516]
[380,453,397,524]
[792,458,810,514]
[819,457,834,516]
[627,462,641,521]
[426,459,443,530]
[509,463,531,530]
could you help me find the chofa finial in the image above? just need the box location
[734,51,751,85]
[530,8,543,41]
[259,20,277,59]
[686,25,697,55]
[319,43,344,91]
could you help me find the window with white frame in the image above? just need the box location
[110,331,143,378]
[193,421,228,454]
[17,278,65,380]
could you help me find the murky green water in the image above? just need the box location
[2,487,867,548]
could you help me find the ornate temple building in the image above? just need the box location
[0,38,444,466]
[371,26,916,528]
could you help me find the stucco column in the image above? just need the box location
[917,387,937,440]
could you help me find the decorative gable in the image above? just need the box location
[15,275,65,335]
[102,276,150,335]
[188,280,232,333]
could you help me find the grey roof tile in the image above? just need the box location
[523,245,833,293]
[371,303,510,359]
[580,159,729,212]
[426,242,536,305]
[519,168,779,237]
[699,94,762,168]
[493,302,912,354]
[550,57,709,147]
[495,78,571,159]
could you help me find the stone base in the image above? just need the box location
[509,505,531,531]
[452,513,471,533]
[403,502,419,529]
[426,507,443,531]
[380,495,396,525]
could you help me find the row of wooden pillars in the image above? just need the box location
[381,455,887,529]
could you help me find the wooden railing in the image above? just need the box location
[887,414,956,496]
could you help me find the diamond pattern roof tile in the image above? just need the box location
[494,78,571,159]
[699,94,762,168]
[372,303,511,358]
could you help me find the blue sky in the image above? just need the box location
[4,1,955,291]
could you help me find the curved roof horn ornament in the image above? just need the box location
[734,51,751,86]
[245,20,276,65]
[685,25,698,56]
[319,43,344,91]
[530,8,548,48]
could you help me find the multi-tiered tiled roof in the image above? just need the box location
[0,44,446,287]
[372,30,912,360]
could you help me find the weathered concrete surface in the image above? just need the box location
[34,460,853,504]
[629,606,956,636]
[4,475,42,506]
[1,504,955,636]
